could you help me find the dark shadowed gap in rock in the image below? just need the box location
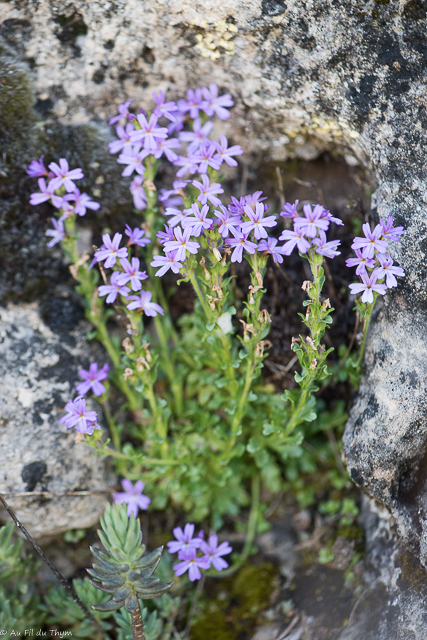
[21,461,47,492]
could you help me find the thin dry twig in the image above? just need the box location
[276,614,300,640]
[3,486,119,498]
[275,166,285,209]
[0,493,106,637]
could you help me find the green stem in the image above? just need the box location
[95,444,181,466]
[210,474,260,578]
[188,270,212,319]
[226,355,254,454]
[356,304,374,368]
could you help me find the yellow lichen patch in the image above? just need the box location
[189,18,238,61]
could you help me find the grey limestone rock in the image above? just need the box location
[0,302,115,537]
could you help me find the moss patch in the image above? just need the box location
[190,562,278,640]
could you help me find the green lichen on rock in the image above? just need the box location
[190,563,278,640]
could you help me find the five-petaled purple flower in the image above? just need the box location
[380,216,405,242]
[59,397,101,435]
[167,523,202,555]
[213,135,243,167]
[48,159,84,193]
[214,205,241,238]
[109,99,134,125]
[113,479,150,518]
[30,178,63,208]
[126,290,165,316]
[312,230,341,259]
[45,217,65,247]
[349,269,387,304]
[351,223,388,259]
[76,362,110,396]
[151,251,183,277]
[179,117,214,153]
[241,203,277,240]
[130,114,168,151]
[375,255,405,288]
[173,549,210,582]
[201,83,234,120]
[257,237,287,263]
[109,123,135,154]
[27,155,47,177]
[152,90,178,122]
[98,272,130,303]
[163,226,200,261]
[182,203,211,237]
[200,535,232,571]
[293,204,330,239]
[227,230,257,263]
[117,257,148,291]
[346,248,376,276]
[193,175,224,207]
[130,175,148,210]
[279,229,312,255]
[95,233,128,268]
[124,224,151,247]
[64,189,100,217]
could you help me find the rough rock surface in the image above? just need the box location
[1,0,427,585]
[0,302,115,537]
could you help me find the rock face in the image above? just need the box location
[0,302,115,537]
[1,0,427,580]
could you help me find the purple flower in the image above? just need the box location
[293,204,330,239]
[279,229,312,255]
[30,178,64,208]
[241,203,277,240]
[200,535,232,571]
[64,189,100,217]
[312,230,341,259]
[193,142,221,174]
[182,203,211,237]
[164,206,190,228]
[153,137,181,162]
[380,216,405,242]
[125,224,151,247]
[228,196,246,217]
[167,110,186,135]
[214,205,241,238]
[48,159,84,193]
[179,117,214,153]
[151,251,183,277]
[157,224,175,245]
[126,290,165,316]
[152,90,178,122]
[109,123,135,154]
[351,223,388,259]
[227,230,257,263]
[173,548,210,582]
[178,88,204,119]
[375,255,405,288]
[76,362,110,396]
[244,191,267,208]
[192,174,224,207]
[113,479,150,518]
[130,114,168,151]
[118,146,148,177]
[130,175,147,209]
[201,83,234,120]
[213,135,243,167]
[167,523,202,555]
[174,154,200,178]
[346,248,376,276]
[109,99,135,125]
[257,237,287,263]
[59,397,101,435]
[46,217,65,247]
[98,271,130,303]
[321,208,344,226]
[117,257,148,291]
[163,226,200,261]
[27,155,47,177]
[280,200,300,219]
[95,233,128,268]
[349,269,387,303]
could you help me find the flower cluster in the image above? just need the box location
[113,478,151,518]
[279,201,343,258]
[151,197,342,276]
[347,217,405,303]
[108,84,240,210]
[167,523,232,582]
[28,158,100,246]
[58,397,101,435]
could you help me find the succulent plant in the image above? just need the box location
[88,503,173,639]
